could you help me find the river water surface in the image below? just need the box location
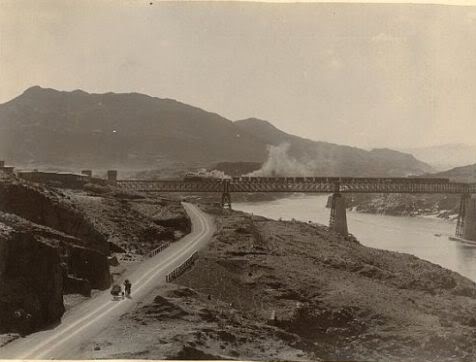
[234,194,476,282]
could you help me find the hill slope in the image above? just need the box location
[425,163,476,183]
[235,118,433,176]
[0,87,432,176]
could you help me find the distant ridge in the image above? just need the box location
[235,118,433,176]
[425,163,476,183]
[0,87,432,176]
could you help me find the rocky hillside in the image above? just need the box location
[67,190,190,255]
[0,177,110,255]
[0,172,190,335]
[0,87,432,177]
[80,207,476,361]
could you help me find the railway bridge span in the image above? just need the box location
[115,176,476,241]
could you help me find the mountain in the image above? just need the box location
[0,87,432,176]
[0,86,266,169]
[425,163,476,183]
[235,118,433,176]
[400,144,476,171]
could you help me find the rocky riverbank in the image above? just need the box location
[344,193,461,219]
[79,204,476,361]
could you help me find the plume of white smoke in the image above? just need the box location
[247,143,316,176]
[205,168,230,179]
[190,168,230,179]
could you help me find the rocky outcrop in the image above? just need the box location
[142,201,191,233]
[0,214,65,334]
[0,210,114,334]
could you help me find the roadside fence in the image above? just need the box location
[148,241,171,257]
[165,251,199,283]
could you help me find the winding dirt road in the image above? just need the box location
[0,202,215,359]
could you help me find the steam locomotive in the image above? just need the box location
[183,171,231,182]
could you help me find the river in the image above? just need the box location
[234,194,476,282]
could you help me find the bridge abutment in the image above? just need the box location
[457,194,476,241]
[329,192,348,236]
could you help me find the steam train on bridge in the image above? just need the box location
[230,176,450,184]
[183,173,450,184]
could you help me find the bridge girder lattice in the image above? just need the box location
[116,178,475,194]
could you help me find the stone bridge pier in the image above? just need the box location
[456,194,476,241]
[221,180,232,209]
[329,192,348,236]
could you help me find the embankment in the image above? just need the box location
[178,207,476,361]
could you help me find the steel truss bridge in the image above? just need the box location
[116,177,476,194]
[116,176,476,239]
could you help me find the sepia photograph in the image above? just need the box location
[1,0,476,360]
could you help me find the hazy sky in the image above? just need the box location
[1,0,476,149]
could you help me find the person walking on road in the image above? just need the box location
[124,279,132,298]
